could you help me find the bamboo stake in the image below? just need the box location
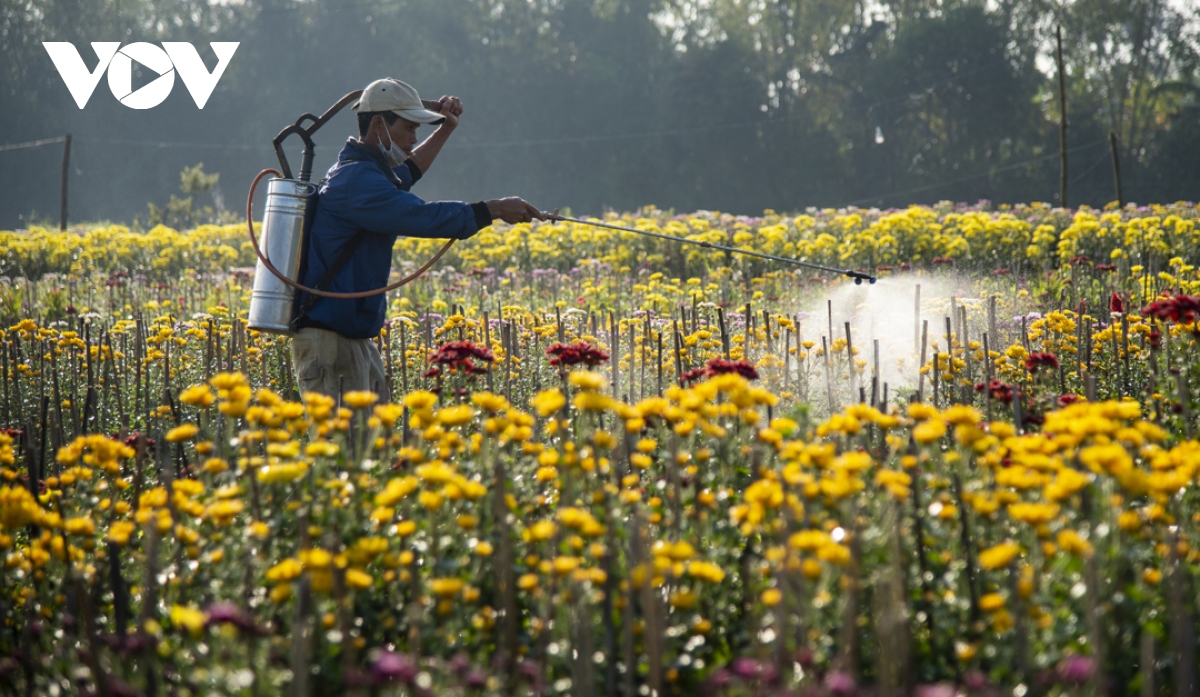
[1140,629,1154,697]
[1121,315,1132,397]
[610,313,619,400]
[480,311,495,392]
[399,320,410,395]
[828,299,834,356]
[238,319,248,376]
[783,327,791,394]
[762,308,771,356]
[983,333,994,421]
[871,339,880,406]
[844,321,855,391]
[672,319,683,384]
[629,318,636,403]
[717,308,730,359]
[656,331,664,396]
[932,352,940,408]
[988,294,998,348]
[1168,523,1197,696]
[918,320,928,403]
[960,306,972,389]
[822,336,836,413]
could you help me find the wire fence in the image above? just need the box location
[0,131,1120,225]
[0,136,67,152]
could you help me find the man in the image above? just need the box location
[291,77,546,399]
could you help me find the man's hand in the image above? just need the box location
[486,198,548,224]
[433,96,463,129]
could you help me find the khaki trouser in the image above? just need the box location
[291,327,387,400]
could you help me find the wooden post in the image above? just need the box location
[60,133,72,231]
[1109,131,1124,207]
[1056,25,1069,208]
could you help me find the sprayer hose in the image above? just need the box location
[246,168,455,299]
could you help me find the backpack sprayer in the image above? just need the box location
[245,90,456,334]
[246,92,874,335]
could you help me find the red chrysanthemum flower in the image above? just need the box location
[703,358,759,381]
[974,379,1014,403]
[427,340,494,381]
[545,341,609,368]
[1142,294,1200,324]
[1024,351,1059,373]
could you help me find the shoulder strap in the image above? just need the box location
[290,225,367,331]
[289,144,407,331]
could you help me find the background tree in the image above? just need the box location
[0,0,1195,229]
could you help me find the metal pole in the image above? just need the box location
[1109,131,1124,207]
[1056,26,1068,208]
[547,215,876,283]
[60,133,72,231]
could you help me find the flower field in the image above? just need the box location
[1,201,1199,696]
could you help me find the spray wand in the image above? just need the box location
[247,91,876,334]
[545,214,876,284]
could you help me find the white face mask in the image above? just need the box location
[380,124,407,167]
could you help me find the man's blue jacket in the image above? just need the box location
[294,138,490,339]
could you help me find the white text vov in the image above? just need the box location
[43,42,239,110]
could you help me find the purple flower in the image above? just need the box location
[915,683,958,697]
[369,649,417,685]
[824,670,856,696]
[730,657,761,680]
[465,668,488,689]
[1056,655,1096,685]
[704,668,732,693]
[963,669,989,692]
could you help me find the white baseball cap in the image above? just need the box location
[353,78,445,124]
